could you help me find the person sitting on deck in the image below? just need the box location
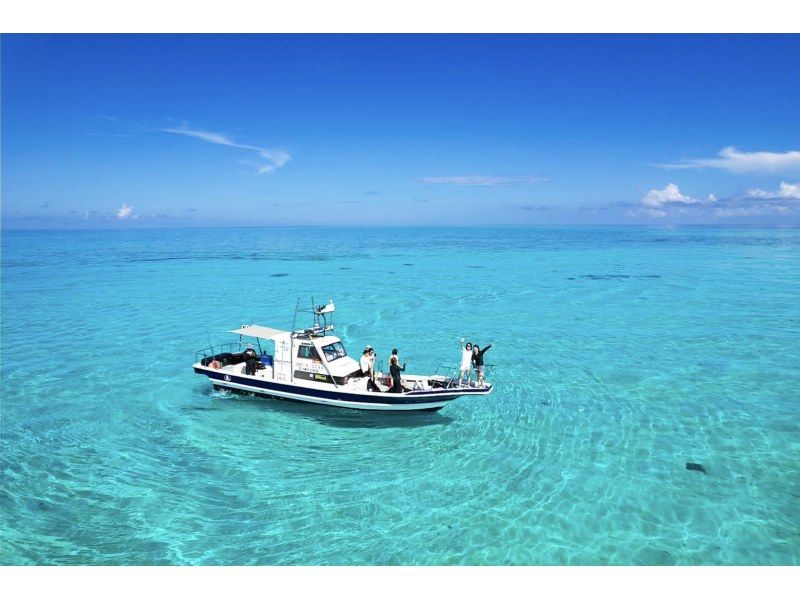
[357,348,371,377]
[355,346,381,391]
[243,344,259,375]
[387,355,406,393]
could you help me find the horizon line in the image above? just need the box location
[3,223,800,233]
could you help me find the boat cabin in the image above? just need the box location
[198,304,361,387]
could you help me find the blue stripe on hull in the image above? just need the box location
[194,367,480,405]
[211,384,445,412]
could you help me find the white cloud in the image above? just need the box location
[117,204,133,219]
[162,125,290,175]
[640,183,697,208]
[658,147,800,173]
[420,175,546,186]
[625,181,799,221]
[747,181,800,200]
[779,182,800,199]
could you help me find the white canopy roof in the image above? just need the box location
[229,325,288,340]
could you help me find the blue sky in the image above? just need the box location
[2,34,799,228]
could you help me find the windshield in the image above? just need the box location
[321,341,347,362]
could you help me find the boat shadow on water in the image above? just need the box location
[200,387,454,429]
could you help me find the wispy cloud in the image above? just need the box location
[164,127,236,147]
[420,175,547,186]
[161,125,290,174]
[72,206,188,223]
[657,147,800,174]
[712,205,792,218]
[626,206,668,218]
[747,181,800,200]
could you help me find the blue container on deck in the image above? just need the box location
[260,355,274,366]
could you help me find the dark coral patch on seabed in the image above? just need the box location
[686,462,708,474]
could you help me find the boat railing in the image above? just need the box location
[431,364,496,388]
[432,365,462,388]
[194,341,248,364]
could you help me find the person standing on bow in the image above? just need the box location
[471,343,493,388]
[459,338,473,386]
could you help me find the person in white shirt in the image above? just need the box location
[459,338,473,386]
[356,345,380,391]
[367,346,376,375]
[359,348,371,377]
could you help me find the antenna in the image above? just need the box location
[290,296,336,336]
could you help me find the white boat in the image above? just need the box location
[193,299,493,412]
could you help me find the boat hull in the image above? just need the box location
[194,365,490,412]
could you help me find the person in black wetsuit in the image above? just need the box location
[471,343,492,387]
[243,344,259,376]
[388,355,406,393]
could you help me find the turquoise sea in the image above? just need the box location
[1,226,799,565]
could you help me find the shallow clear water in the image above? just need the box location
[2,226,799,565]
